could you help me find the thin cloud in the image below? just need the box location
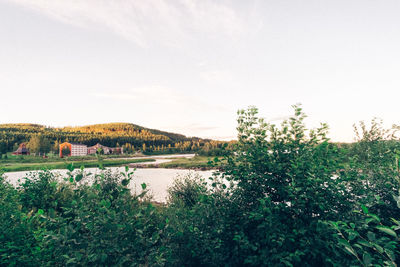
[171,123,220,132]
[200,69,234,84]
[268,115,291,122]
[206,135,236,141]
[159,123,233,140]
[6,0,246,47]
[92,85,230,113]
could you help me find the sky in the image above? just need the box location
[1,0,400,142]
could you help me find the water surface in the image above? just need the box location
[4,167,214,203]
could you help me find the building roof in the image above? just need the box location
[13,143,29,153]
[88,143,111,149]
[60,142,87,146]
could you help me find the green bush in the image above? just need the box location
[331,203,400,266]
[167,172,208,207]
[0,174,39,266]
[1,168,168,266]
[163,105,353,266]
[214,105,351,265]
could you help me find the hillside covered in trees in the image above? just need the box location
[0,123,229,155]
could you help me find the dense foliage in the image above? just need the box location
[1,106,400,266]
[0,168,167,266]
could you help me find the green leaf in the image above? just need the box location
[66,163,74,172]
[338,239,353,250]
[100,199,111,209]
[125,165,129,172]
[363,252,372,266]
[391,218,400,226]
[357,239,372,248]
[121,179,129,186]
[361,204,369,214]
[75,173,83,182]
[374,244,384,253]
[348,231,358,241]
[376,226,397,238]
[365,218,375,224]
[37,209,44,215]
[344,246,358,258]
[367,231,376,241]
[141,183,147,190]
[368,213,380,222]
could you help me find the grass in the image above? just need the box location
[0,153,222,172]
[158,155,223,170]
[0,158,155,172]
[0,153,141,164]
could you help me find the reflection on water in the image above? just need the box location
[4,167,214,203]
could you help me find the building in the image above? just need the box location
[87,143,124,155]
[87,143,112,155]
[12,143,30,155]
[59,142,88,157]
[112,147,123,154]
[59,142,123,157]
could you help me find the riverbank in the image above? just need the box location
[129,155,222,170]
[0,158,155,172]
[0,154,220,172]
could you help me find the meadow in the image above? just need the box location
[0,154,155,172]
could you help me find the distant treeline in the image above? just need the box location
[0,123,233,155]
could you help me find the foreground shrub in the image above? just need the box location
[167,172,208,208]
[165,174,233,266]
[216,105,352,265]
[343,119,400,222]
[17,171,59,213]
[1,168,168,266]
[0,174,39,266]
[164,105,353,266]
[331,203,400,266]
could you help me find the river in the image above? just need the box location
[3,167,215,203]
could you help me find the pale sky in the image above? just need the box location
[1,0,400,142]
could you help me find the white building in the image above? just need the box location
[70,143,88,156]
[59,142,88,157]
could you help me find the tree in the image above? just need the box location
[61,146,70,157]
[27,135,51,154]
[218,105,352,265]
[96,148,104,155]
[12,143,19,152]
[53,140,60,154]
[0,141,7,158]
[347,119,400,218]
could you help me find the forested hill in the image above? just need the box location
[0,122,217,153]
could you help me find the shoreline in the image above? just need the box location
[0,158,155,173]
[128,163,217,171]
[0,154,221,173]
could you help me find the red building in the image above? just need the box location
[12,143,30,155]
